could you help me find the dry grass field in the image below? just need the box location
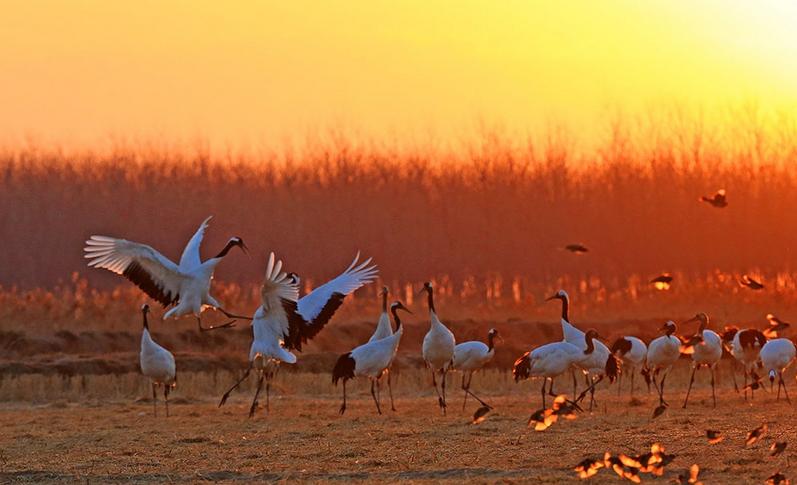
[0,365,795,484]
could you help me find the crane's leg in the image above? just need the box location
[541,378,548,408]
[617,370,622,396]
[651,372,662,405]
[731,360,739,393]
[710,365,717,408]
[630,369,636,397]
[339,380,348,415]
[197,316,236,332]
[780,372,791,404]
[461,373,469,411]
[164,384,171,418]
[430,369,445,413]
[571,369,578,401]
[219,362,253,407]
[463,372,491,409]
[218,308,253,321]
[152,383,158,417]
[659,371,669,407]
[743,369,748,401]
[248,372,265,418]
[370,380,382,415]
[682,365,697,409]
[387,368,396,412]
[441,370,448,415]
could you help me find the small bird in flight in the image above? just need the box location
[700,189,728,208]
[740,274,765,290]
[650,273,673,291]
[563,243,589,254]
[764,313,791,338]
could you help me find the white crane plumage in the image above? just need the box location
[332,301,411,415]
[546,290,615,409]
[513,329,607,409]
[451,328,499,411]
[284,252,379,350]
[644,321,681,407]
[610,336,647,397]
[760,338,796,403]
[84,216,248,332]
[420,282,456,414]
[139,304,176,417]
[218,252,378,417]
[681,313,723,408]
[369,286,393,342]
[218,252,301,417]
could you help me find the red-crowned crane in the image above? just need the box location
[546,290,614,409]
[139,304,176,417]
[681,313,723,408]
[84,216,248,332]
[451,328,499,411]
[332,301,411,415]
[420,282,456,415]
[610,336,647,397]
[760,338,796,403]
[645,321,681,408]
[731,328,768,400]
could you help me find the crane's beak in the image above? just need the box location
[397,303,412,314]
[417,287,427,296]
[545,294,558,301]
[240,241,250,257]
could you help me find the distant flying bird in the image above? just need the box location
[451,328,499,411]
[563,244,589,254]
[682,313,723,409]
[610,336,647,397]
[333,301,411,415]
[700,189,727,208]
[650,273,673,291]
[760,338,796,403]
[84,216,248,332]
[706,430,724,444]
[764,313,791,339]
[645,321,681,410]
[139,304,176,417]
[740,274,765,290]
[420,282,456,414]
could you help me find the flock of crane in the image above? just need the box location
[83,211,795,421]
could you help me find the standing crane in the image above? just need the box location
[681,313,723,408]
[139,304,176,417]
[420,282,456,415]
[451,328,499,411]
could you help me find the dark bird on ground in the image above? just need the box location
[563,243,589,254]
[706,429,724,444]
[650,273,673,291]
[574,457,604,479]
[746,423,769,446]
[700,189,727,208]
[471,405,491,425]
[740,274,765,290]
[771,442,788,457]
[766,472,789,485]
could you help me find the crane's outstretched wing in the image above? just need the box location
[258,252,305,350]
[178,216,212,271]
[84,236,186,306]
[288,252,378,350]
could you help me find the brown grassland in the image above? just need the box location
[3,111,797,482]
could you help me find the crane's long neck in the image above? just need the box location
[142,310,149,330]
[584,334,595,355]
[214,240,237,259]
[487,333,495,351]
[560,296,569,322]
[427,288,436,314]
[382,291,388,313]
[391,307,402,332]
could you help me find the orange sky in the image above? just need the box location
[1,1,796,151]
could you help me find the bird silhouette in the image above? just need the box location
[700,189,728,208]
